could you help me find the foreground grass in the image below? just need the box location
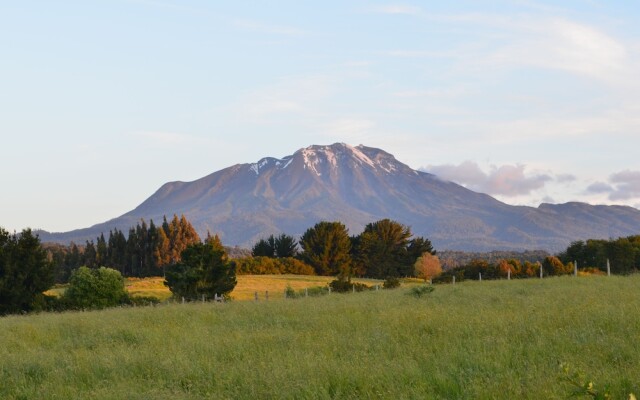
[2,276,639,399]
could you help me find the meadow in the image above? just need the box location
[2,275,639,399]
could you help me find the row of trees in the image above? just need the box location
[48,215,201,281]
[0,224,239,314]
[251,219,436,280]
[558,236,640,274]
[434,255,594,283]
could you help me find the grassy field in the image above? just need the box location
[2,275,640,399]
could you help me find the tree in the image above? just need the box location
[355,219,419,278]
[153,227,171,274]
[0,228,54,315]
[252,236,275,257]
[415,253,442,282]
[164,236,237,301]
[274,234,297,258]
[543,256,570,276]
[166,214,201,264]
[96,233,108,267]
[63,266,129,309]
[299,221,352,278]
[83,240,97,268]
[498,259,521,277]
[407,237,436,261]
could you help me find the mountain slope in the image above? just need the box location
[38,143,640,252]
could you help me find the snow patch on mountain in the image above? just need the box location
[301,148,322,176]
[347,144,375,168]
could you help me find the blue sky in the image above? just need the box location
[2,0,640,233]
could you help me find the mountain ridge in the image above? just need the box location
[36,143,640,252]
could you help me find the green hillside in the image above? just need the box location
[2,276,639,399]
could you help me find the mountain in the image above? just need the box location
[37,143,640,252]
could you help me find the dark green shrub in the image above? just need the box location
[408,285,435,298]
[63,267,129,310]
[284,284,297,298]
[383,276,401,289]
[329,279,371,293]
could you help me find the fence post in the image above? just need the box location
[452,276,456,285]
[508,269,511,280]
[328,286,331,294]
[607,259,611,276]
[182,296,185,304]
[479,272,482,281]
[254,291,258,302]
[265,291,269,301]
[202,294,205,303]
[539,263,543,279]
[574,260,578,277]
[352,285,355,294]
[305,287,308,297]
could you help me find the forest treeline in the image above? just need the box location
[42,214,640,284]
[44,217,436,282]
[434,235,640,282]
[3,213,640,315]
[45,215,202,282]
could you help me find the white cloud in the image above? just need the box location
[423,161,551,197]
[485,18,629,82]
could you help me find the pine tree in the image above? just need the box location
[0,228,54,315]
[252,236,275,257]
[274,234,297,258]
[299,221,352,277]
[164,235,236,301]
[355,219,413,279]
[83,240,97,268]
[96,233,108,267]
[154,227,171,275]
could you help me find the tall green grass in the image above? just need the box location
[1,276,639,399]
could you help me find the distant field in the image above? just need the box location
[50,275,385,301]
[4,276,640,399]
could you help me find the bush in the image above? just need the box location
[63,267,129,310]
[408,285,435,298]
[235,256,315,275]
[383,276,401,289]
[329,279,371,293]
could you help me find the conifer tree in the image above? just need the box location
[83,240,97,268]
[274,234,297,258]
[0,228,54,315]
[96,233,108,267]
[164,235,236,301]
[355,219,415,278]
[252,236,275,257]
[299,221,352,277]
